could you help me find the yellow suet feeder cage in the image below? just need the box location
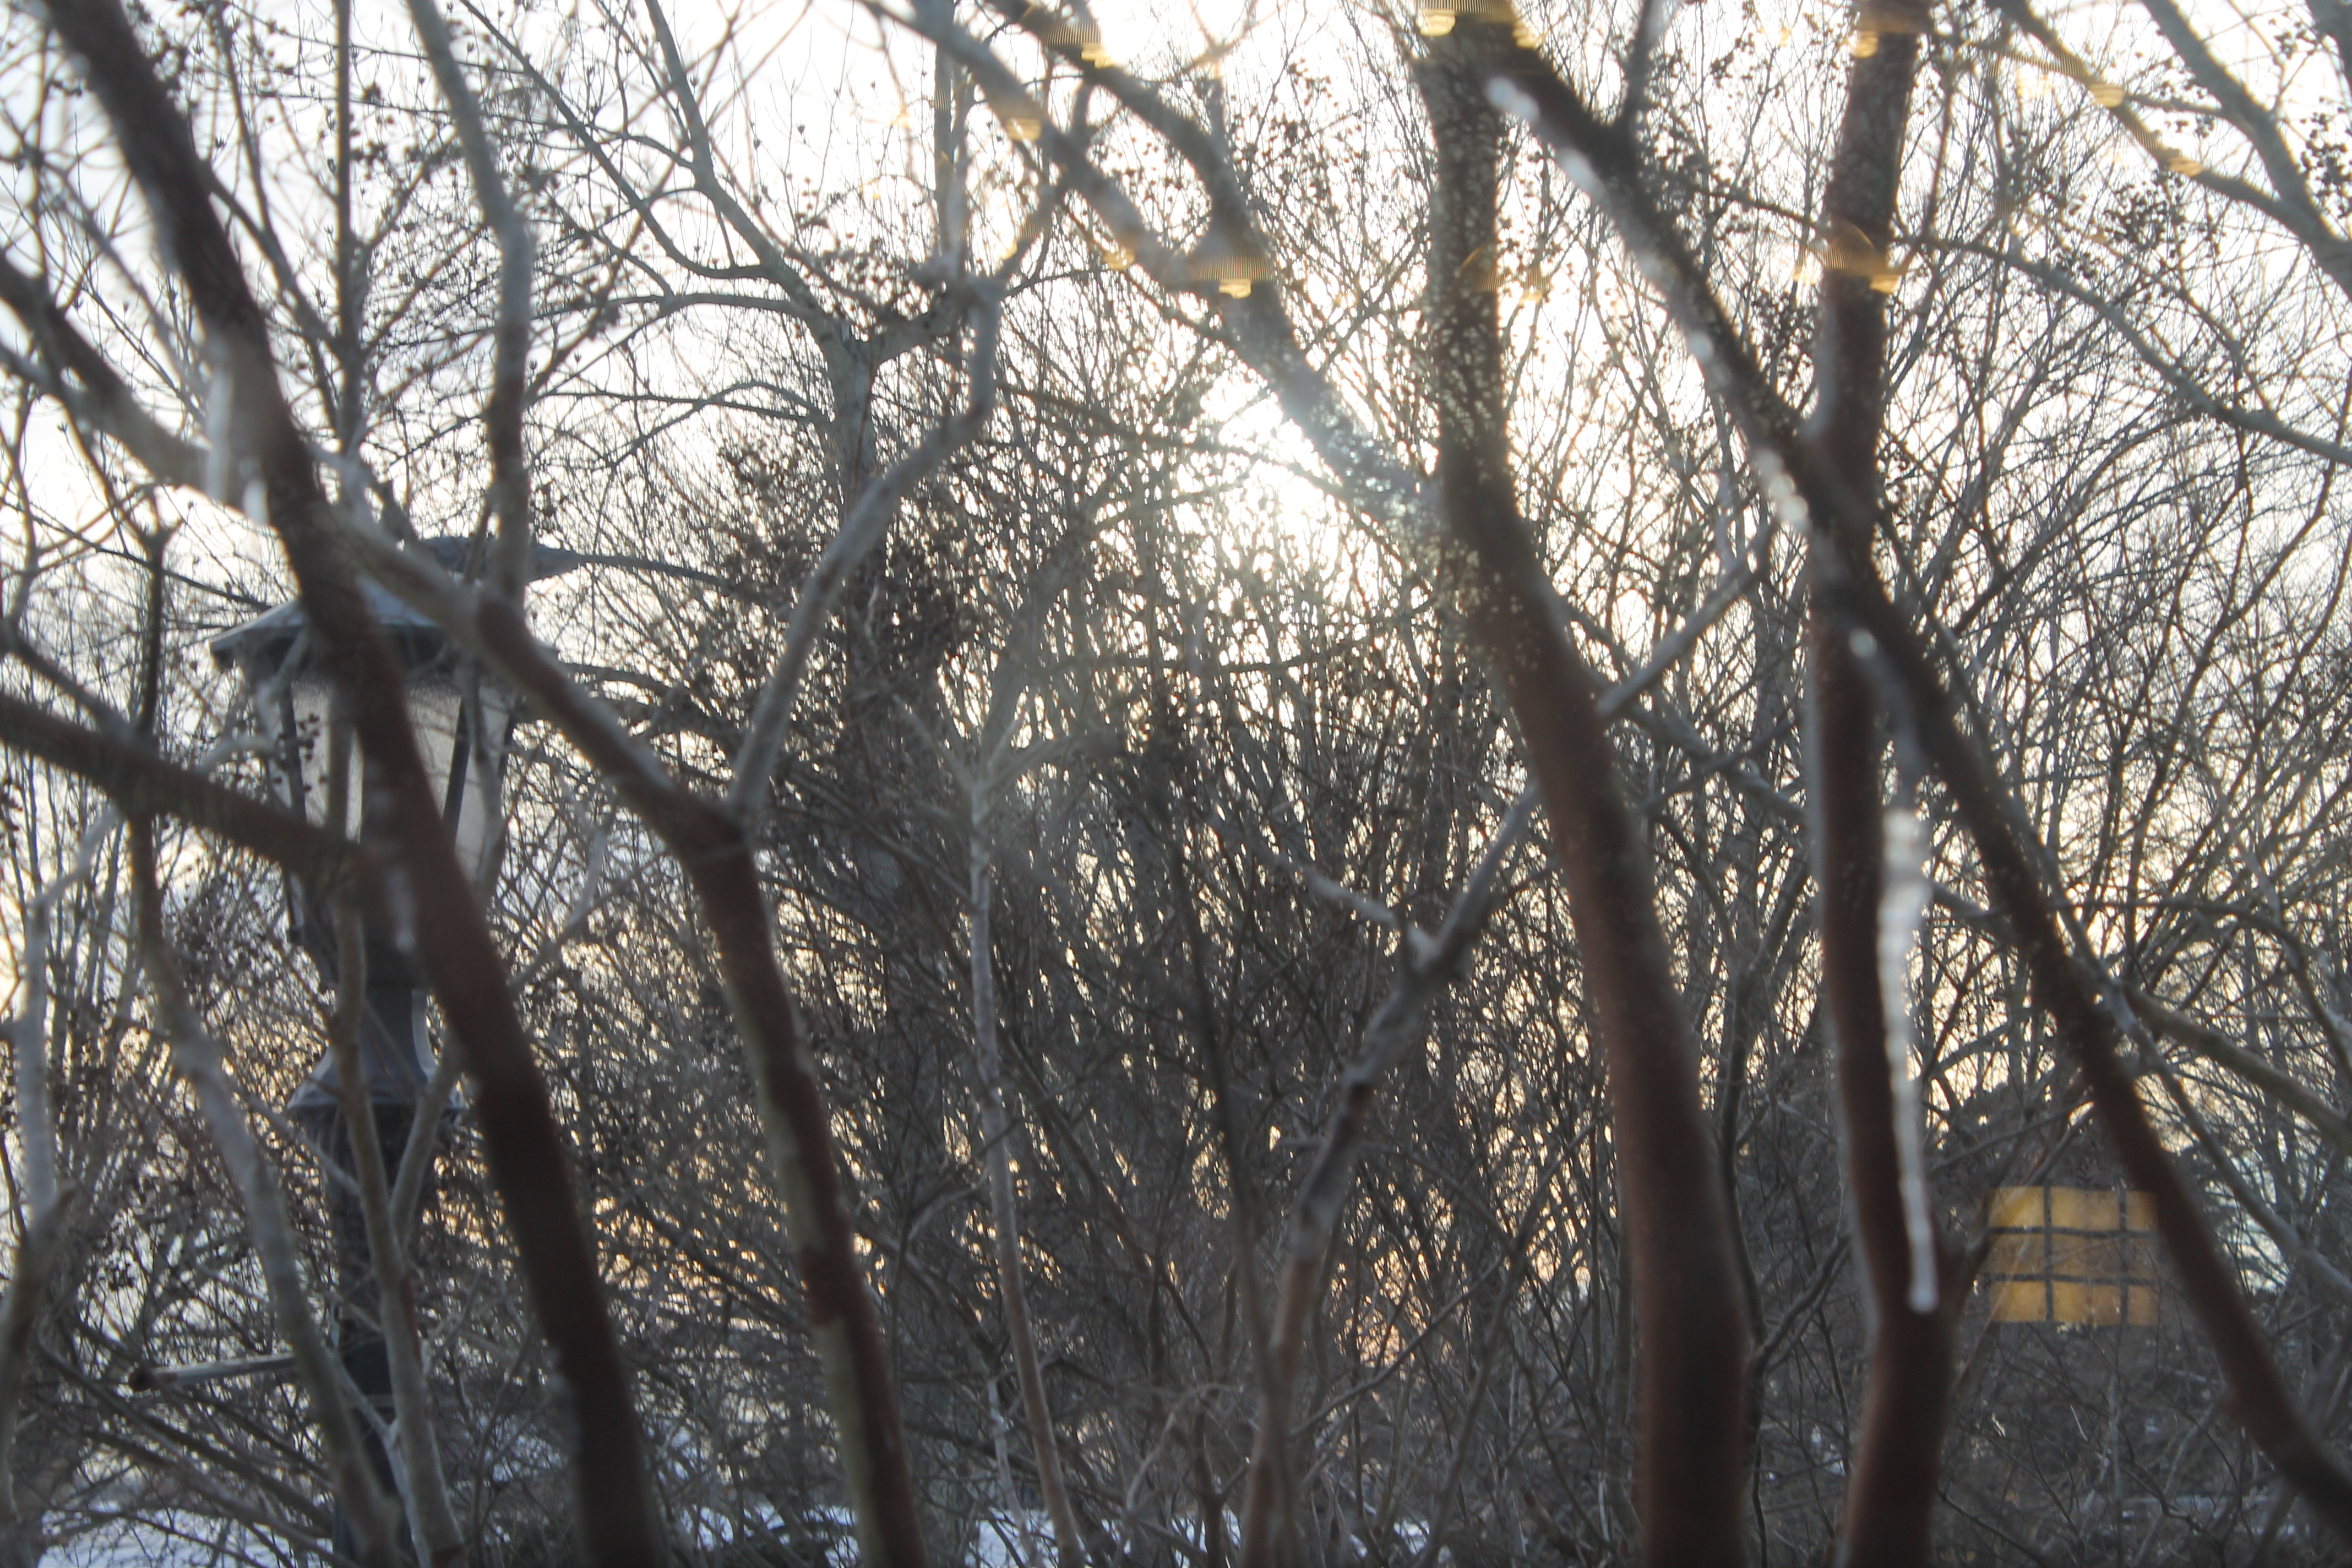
[1986,1186,2161,1326]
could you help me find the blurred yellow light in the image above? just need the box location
[1821,219,1908,292]
[2164,150,2204,177]
[1988,1231,2040,1275]
[2089,79,2125,107]
[1856,1,1925,30]
[2051,1232,2118,1278]
[1850,28,1880,56]
[1187,215,1271,298]
[1459,244,1502,292]
[1419,7,1458,34]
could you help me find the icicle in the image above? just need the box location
[1484,77,1542,126]
[203,358,234,503]
[563,820,609,937]
[1755,450,1810,529]
[1877,800,1939,1313]
[383,837,420,958]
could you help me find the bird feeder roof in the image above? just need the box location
[209,537,584,676]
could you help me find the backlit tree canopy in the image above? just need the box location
[4,0,2352,1562]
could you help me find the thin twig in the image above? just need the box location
[128,821,401,1568]
[966,801,1084,1568]
[328,906,467,1566]
[404,0,536,603]
[728,296,1001,819]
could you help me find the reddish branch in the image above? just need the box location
[671,820,929,1567]
[403,558,937,1567]
[1417,28,1751,1567]
[0,1190,73,1568]
[0,252,206,489]
[8,6,984,1537]
[0,268,952,1568]
[1830,526,2352,1539]
[2127,990,2352,1159]
[1803,12,1958,1564]
[40,5,663,1560]
[967,834,1085,1568]
[1235,557,1761,1562]
[129,821,403,1568]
